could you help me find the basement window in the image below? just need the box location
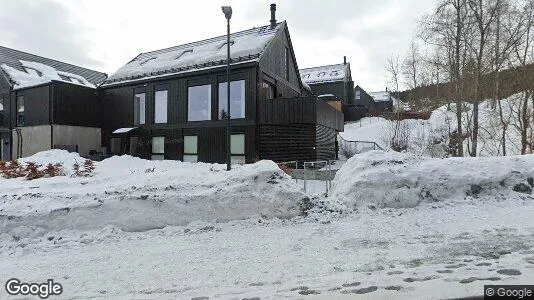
[231,134,245,164]
[183,135,198,163]
[151,136,165,160]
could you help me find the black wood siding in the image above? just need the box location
[315,124,337,161]
[258,25,302,98]
[258,124,316,162]
[11,84,51,127]
[52,82,101,127]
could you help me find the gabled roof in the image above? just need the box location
[299,63,351,84]
[0,45,107,90]
[103,23,284,86]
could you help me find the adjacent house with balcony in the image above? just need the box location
[0,45,107,161]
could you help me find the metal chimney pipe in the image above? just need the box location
[270,4,277,29]
[344,56,347,65]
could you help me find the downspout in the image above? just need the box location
[50,83,54,150]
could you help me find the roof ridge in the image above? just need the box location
[0,45,106,76]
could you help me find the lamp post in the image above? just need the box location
[222,6,232,171]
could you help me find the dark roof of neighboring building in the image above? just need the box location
[0,45,107,87]
[299,63,351,84]
[103,22,285,86]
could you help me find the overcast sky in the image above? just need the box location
[0,0,436,91]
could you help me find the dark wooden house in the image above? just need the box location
[101,5,343,164]
[0,46,107,160]
[299,59,355,106]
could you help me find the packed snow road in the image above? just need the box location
[1,199,533,299]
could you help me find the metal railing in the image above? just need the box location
[278,160,339,195]
[338,135,384,158]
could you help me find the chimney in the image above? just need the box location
[270,4,277,29]
[343,56,347,65]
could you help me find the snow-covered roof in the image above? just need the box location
[318,94,336,97]
[369,91,392,102]
[0,45,107,89]
[1,61,96,90]
[103,23,284,86]
[112,127,138,134]
[299,63,350,84]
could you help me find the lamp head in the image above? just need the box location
[221,6,232,20]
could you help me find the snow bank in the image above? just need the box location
[0,151,308,238]
[331,151,534,209]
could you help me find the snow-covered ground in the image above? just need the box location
[1,150,533,299]
[340,93,532,157]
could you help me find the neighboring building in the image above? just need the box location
[369,90,406,112]
[299,59,354,106]
[100,5,343,163]
[354,85,375,108]
[0,46,107,161]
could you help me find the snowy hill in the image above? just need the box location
[340,93,532,157]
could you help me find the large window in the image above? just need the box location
[188,84,211,121]
[16,95,25,126]
[218,80,245,119]
[151,136,165,160]
[134,93,146,125]
[183,135,198,163]
[154,90,168,123]
[231,134,245,164]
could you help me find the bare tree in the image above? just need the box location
[403,41,422,89]
[386,55,401,92]
[466,0,499,156]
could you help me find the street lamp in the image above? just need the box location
[222,6,232,171]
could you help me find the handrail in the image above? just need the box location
[337,134,384,151]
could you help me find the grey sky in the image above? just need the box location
[0,0,436,91]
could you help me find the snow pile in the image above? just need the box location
[1,60,95,90]
[331,151,534,209]
[0,151,307,237]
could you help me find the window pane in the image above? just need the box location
[0,98,3,111]
[152,136,165,154]
[188,85,211,121]
[219,80,245,119]
[134,93,146,125]
[17,96,24,112]
[183,136,197,154]
[231,134,245,155]
[155,90,168,123]
[183,155,198,163]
